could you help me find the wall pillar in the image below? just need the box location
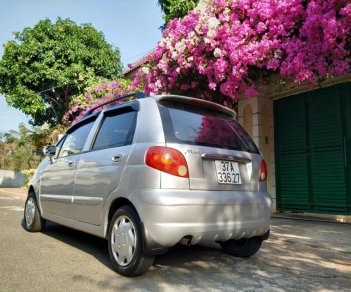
[238,97,276,212]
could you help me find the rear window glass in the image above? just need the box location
[158,101,259,154]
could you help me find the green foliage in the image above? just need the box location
[158,0,199,27]
[0,18,122,126]
[0,130,18,143]
[0,123,65,171]
[30,124,67,152]
[0,124,39,170]
[21,168,36,187]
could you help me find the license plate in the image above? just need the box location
[215,160,242,184]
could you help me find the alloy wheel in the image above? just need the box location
[25,197,36,227]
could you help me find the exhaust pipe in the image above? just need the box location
[180,236,193,246]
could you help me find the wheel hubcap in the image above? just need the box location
[111,215,137,266]
[25,197,35,227]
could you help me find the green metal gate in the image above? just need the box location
[274,83,351,215]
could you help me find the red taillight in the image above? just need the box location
[145,146,189,178]
[190,99,225,112]
[259,159,268,182]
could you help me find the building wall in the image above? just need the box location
[0,170,26,188]
[237,76,351,214]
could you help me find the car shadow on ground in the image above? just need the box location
[21,219,114,270]
[20,218,351,291]
[22,220,226,272]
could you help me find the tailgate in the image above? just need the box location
[167,143,260,191]
[157,96,262,191]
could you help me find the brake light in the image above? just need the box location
[259,159,268,182]
[145,146,189,178]
[190,99,224,112]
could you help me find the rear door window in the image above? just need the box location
[158,101,259,154]
[92,110,137,150]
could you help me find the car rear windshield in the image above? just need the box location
[158,101,259,154]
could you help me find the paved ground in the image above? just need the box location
[0,188,350,291]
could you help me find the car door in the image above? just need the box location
[40,118,96,219]
[73,105,138,225]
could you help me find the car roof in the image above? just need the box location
[69,92,237,132]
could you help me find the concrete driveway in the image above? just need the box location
[0,188,350,291]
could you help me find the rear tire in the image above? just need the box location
[220,237,262,258]
[24,192,46,232]
[108,205,154,277]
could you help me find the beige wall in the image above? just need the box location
[238,97,276,212]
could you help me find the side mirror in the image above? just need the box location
[43,145,56,157]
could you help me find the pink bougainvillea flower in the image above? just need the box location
[66,0,351,125]
[63,79,141,124]
[132,0,350,103]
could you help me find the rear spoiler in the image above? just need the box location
[154,95,236,119]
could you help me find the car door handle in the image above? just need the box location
[112,154,123,162]
[68,160,75,167]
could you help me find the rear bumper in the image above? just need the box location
[131,189,272,254]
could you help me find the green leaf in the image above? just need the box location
[0,18,123,126]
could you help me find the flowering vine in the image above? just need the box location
[65,0,351,124]
[63,78,143,124]
[138,0,351,104]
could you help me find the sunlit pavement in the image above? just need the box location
[0,188,350,291]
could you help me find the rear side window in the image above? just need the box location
[158,101,259,154]
[92,111,137,150]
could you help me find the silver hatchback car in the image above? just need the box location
[24,93,271,277]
